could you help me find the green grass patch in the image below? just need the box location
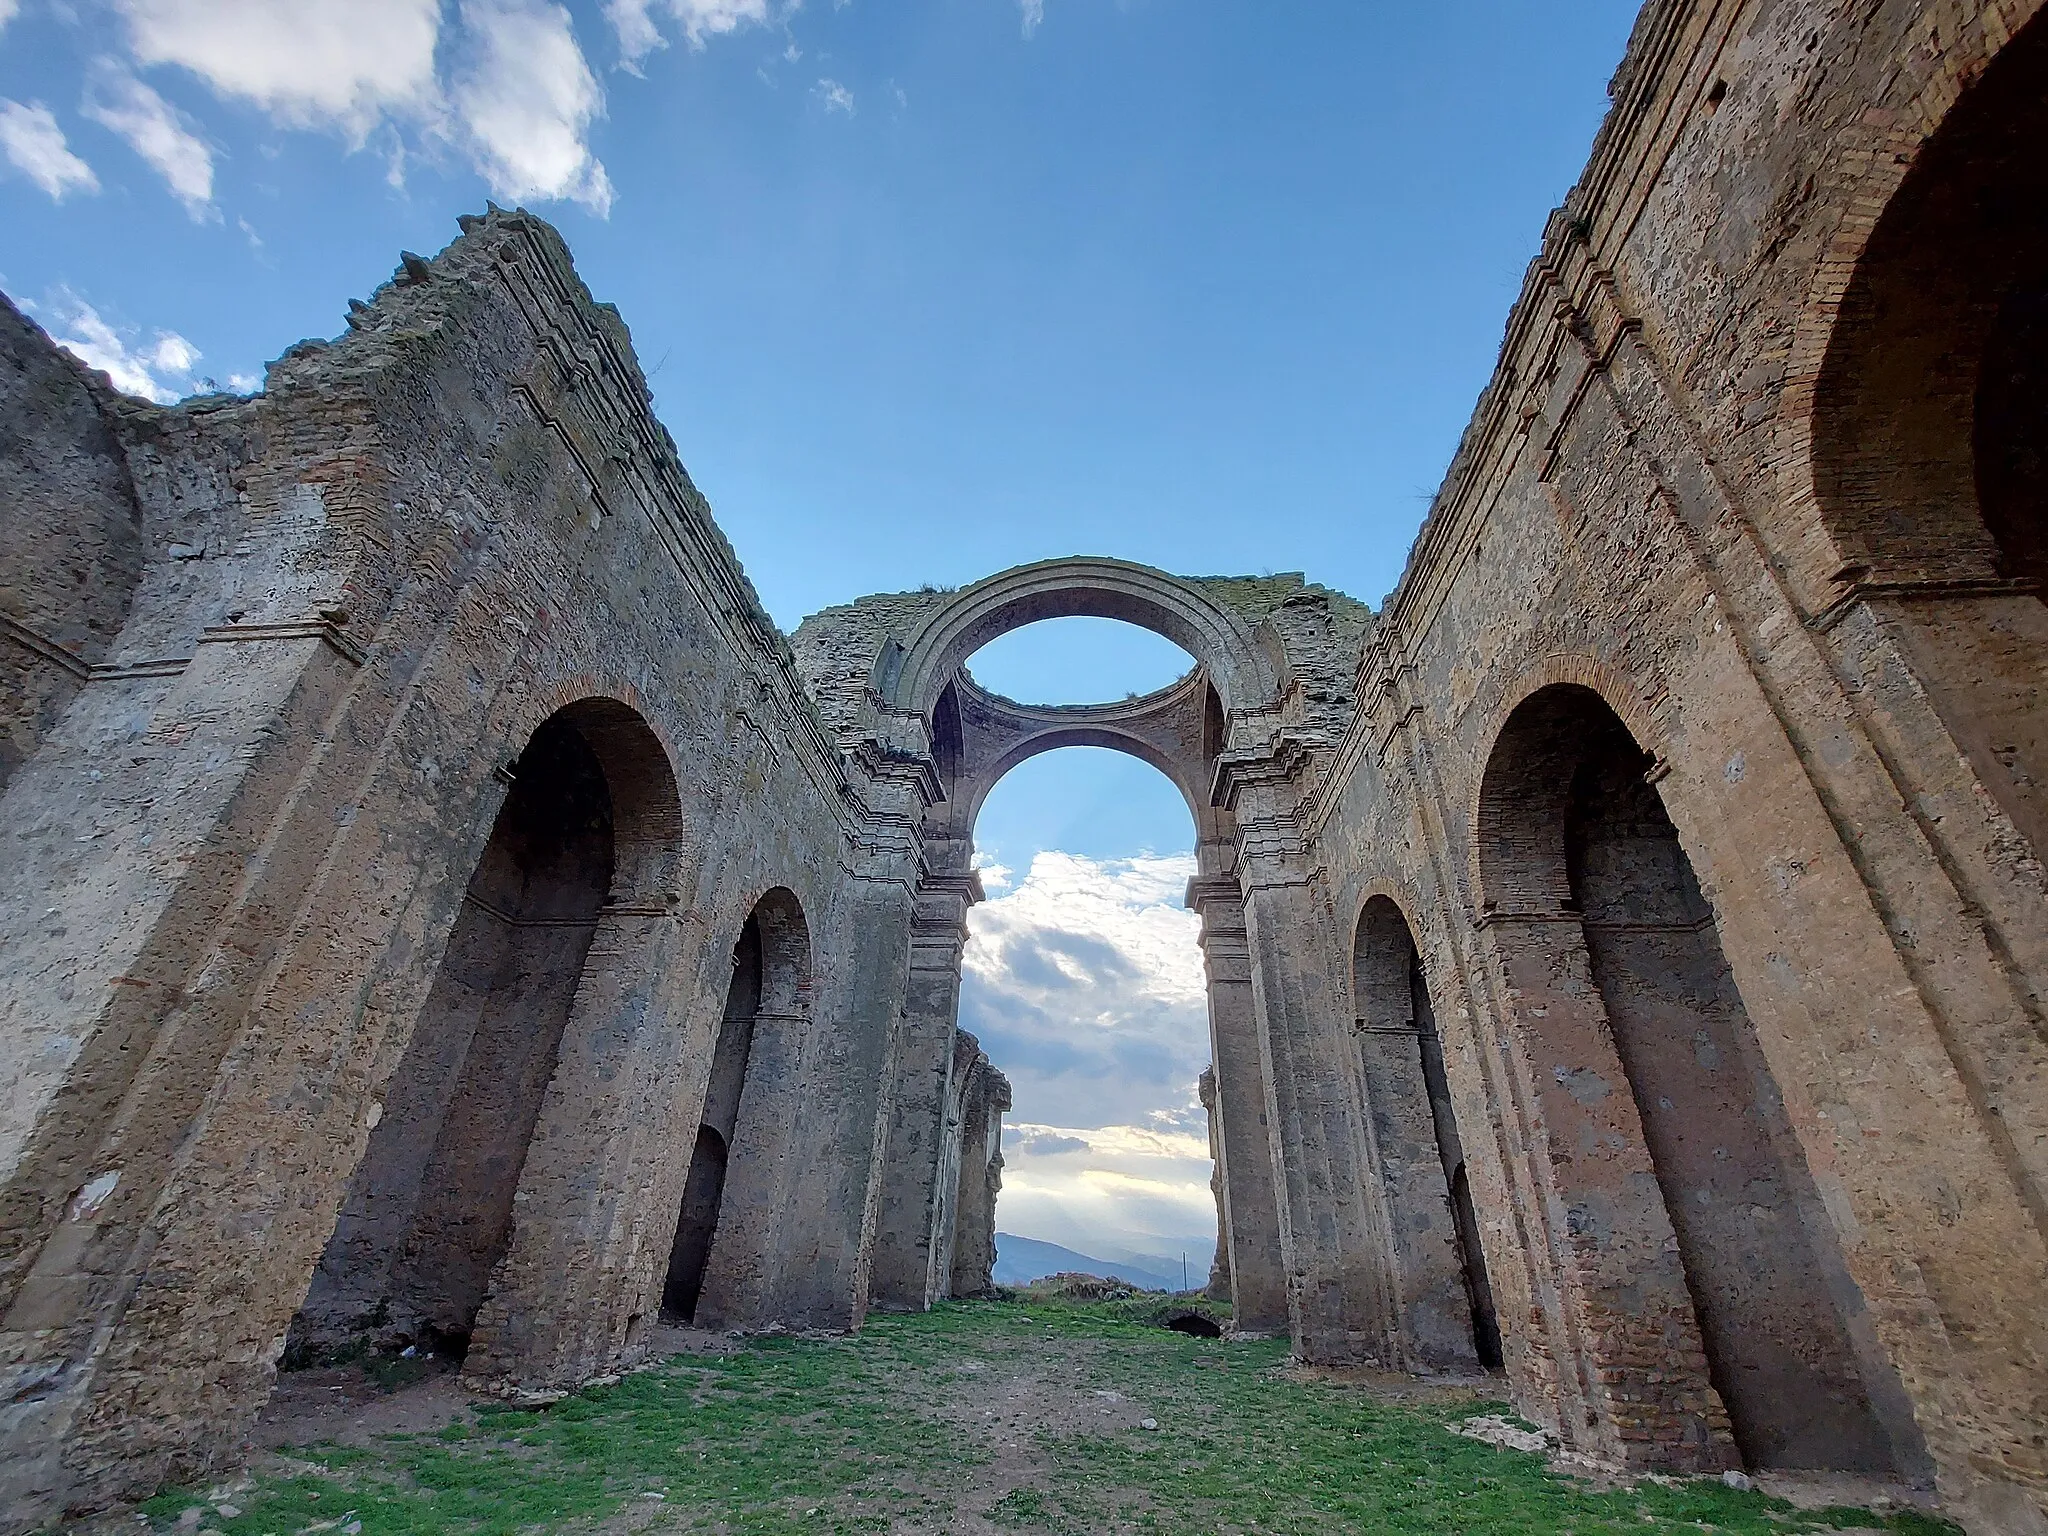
[140,1299,1957,1535]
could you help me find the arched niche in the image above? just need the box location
[1350,895,1499,1370]
[677,888,812,1330]
[290,697,680,1362]
[1810,9,2048,858]
[1475,684,1921,1474]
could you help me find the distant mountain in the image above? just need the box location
[992,1233,1188,1293]
[1092,1239,1215,1284]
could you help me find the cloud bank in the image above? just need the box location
[605,0,772,68]
[960,851,1216,1258]
[39,290,203,402]
[100,0,615,213]
[116,0,442,139]
[83,62,214,218]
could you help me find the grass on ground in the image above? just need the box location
[140,1298,1957,1536]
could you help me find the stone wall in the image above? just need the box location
[2,2,2045,1532]
[0,213,926,1526]
[944,1041,1009,1301]
[1306,1,2048,1526]
[0,302,146,795]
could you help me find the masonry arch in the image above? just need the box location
[871,586,1291,1331]
[1805,6,2048,861]
[1474,683,1917,1473]
[1350,894,1499,1369]
[943,667,1211,838]
[664,887,811,1326]
[890,557,1280,722]
[290,695,682,1362]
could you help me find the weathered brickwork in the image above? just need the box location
[1,1,2043,1531]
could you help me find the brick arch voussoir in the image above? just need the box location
[512,669,690,901]
[1773,0,2048,560]
[1465,654,1669,916]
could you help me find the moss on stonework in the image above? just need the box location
[139,1300,1956,1536]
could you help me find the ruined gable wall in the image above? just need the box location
[0,302,146,795]
[1309,0,2048,1521]
[0,210,899,1522]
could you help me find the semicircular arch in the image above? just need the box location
[891,557,1278,720]
[962,726,1202,839]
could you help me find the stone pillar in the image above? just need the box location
[868,871,980,1310]
[465,898,693,1386]
[948,1052,1010,1298]
[1477,910,1736,1467]
[765,745,932,1331]
[924,1029,980,1293]
[1186,877,1288,1333]
[1197,1068,1230,1301]
[1219,750,1406,1365]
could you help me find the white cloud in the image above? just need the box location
[0,1,20,37]
[1000,1118,1216,1259]
[0,100,99,200]
[1019,0,1043,38]
[604,0,771,68]
[962,851,1215,1258]
[454,0,614,215]
[116,0,443,141]
[83,63,215,217]
[813,77,854,115]
[965,851,1204,1019]
[40,289,202,403]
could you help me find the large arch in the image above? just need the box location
[941,667,1211,837]
[887,557,1281,722]
[869,583,1292,1330]
[1803,4,2048,868]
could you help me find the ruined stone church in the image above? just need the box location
[2,0,2043,1530]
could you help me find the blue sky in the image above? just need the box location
[0,0,1639,1263]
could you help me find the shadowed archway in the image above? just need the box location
[1474,683,1919,1473]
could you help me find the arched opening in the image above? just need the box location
[290,703,629,1362]
[891,557,1277,723]
[1812,9,2048,857]
[667,889,811,1328]
[1477,685,1918,1472]
[882,575,1284,1324]
[1350,897,1500,1369]
[963,746,1215,1292]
